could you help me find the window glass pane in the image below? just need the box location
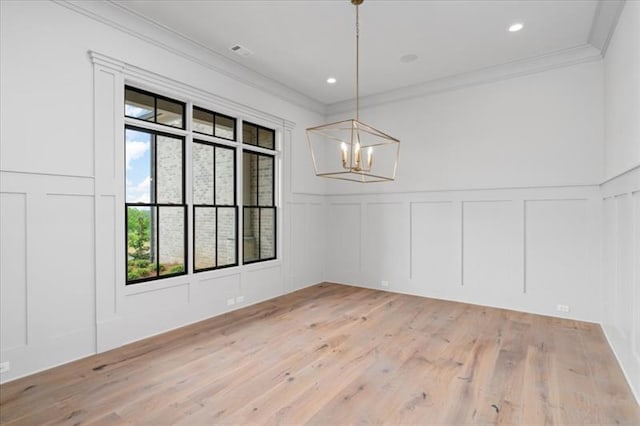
[243,123,257,145]
[194,207,216,270]
[156,135,183,204]
[192,143,214,205]
[260,208,275,259]
[125,128,153,203]
[157,98,184,128]
[193,108,214,135]
[258,127,275,150]
[158,206,185,276]
[243,207,259,263]
[218,208,236,267]
[243,152,258,205]
[215,115,235,140]
[215,147,235,206]
[258,155,273,206]
[127,206,157,281]
[125,89,154,121]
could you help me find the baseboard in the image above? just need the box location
[601,323,640,405]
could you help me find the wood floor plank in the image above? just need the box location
[1,283,638,425]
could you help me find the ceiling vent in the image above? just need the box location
[229,44,254,57]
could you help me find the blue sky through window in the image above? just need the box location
[126,129,152,203]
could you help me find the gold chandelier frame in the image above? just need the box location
[306,0,400,183]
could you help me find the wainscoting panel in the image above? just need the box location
[116,282,191,346]
[191,272,241,319]
[242,264,284,305]
[306,203,326,286]
[326,185,601,323]
[0,171,96,382]
[0,192,28,351]
[363,202,407,287]
[326,203,362,284]
[615,194,634,342]
[410,201,459,291]
[290,202,306,288]
[35,194,95,340]
[462,200,522,309]
[289,201,325,291]
[95,195,117,322]
[603,196,617,326]
[601,166,640,401]
[525,199,596,319]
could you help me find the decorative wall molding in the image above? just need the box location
[55,0,620,118]
[325,183,599,199]
[588,0,627,56]
[0,171,97,382]
[601,163,640,187]
[327,44,602,115]
[54,0,324,114]
[600,166,640,403]
[325,184,601,323]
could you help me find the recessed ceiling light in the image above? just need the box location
[326,77,337,84]
[509,23,524,32]
[400,54,418,63]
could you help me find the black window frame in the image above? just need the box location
[125,124,188,285]
[193,139,239,273]
[125,85,186,130]
[242,148,277,265]
[192,105,237,142]
[242,121,276,150]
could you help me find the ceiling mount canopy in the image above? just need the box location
[306,0,400,183]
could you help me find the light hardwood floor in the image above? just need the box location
[1,283,638,425]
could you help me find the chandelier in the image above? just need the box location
[306,0,400,183]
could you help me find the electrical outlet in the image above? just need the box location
[381,280,389,288]
[227,298,235,306]
[0,361,10,373]
[236,295,245,303]
[556,304,570,313]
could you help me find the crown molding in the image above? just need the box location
[89,51,296,130]
[588,0,626,56]
[53,0,326,115]
[326,44,603,116]
[54,0,620,118]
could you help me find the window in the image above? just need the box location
[243,121,275,150]
[125,86,185,129]
[124,86,278,284]
[242,121,276,264]
[193,106,236,141]
[193,141,237,271]
[125,126,187,283]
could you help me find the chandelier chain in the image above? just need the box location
[356,2,360,121]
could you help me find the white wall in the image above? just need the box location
[604,1,640,180]
[0,0,325,382]
[322,59,605,322]
[327,60,604,194]
[601,1,640,401]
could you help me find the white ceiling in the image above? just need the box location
[114,0,601,106]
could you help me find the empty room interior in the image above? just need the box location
[1,0,639,424]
